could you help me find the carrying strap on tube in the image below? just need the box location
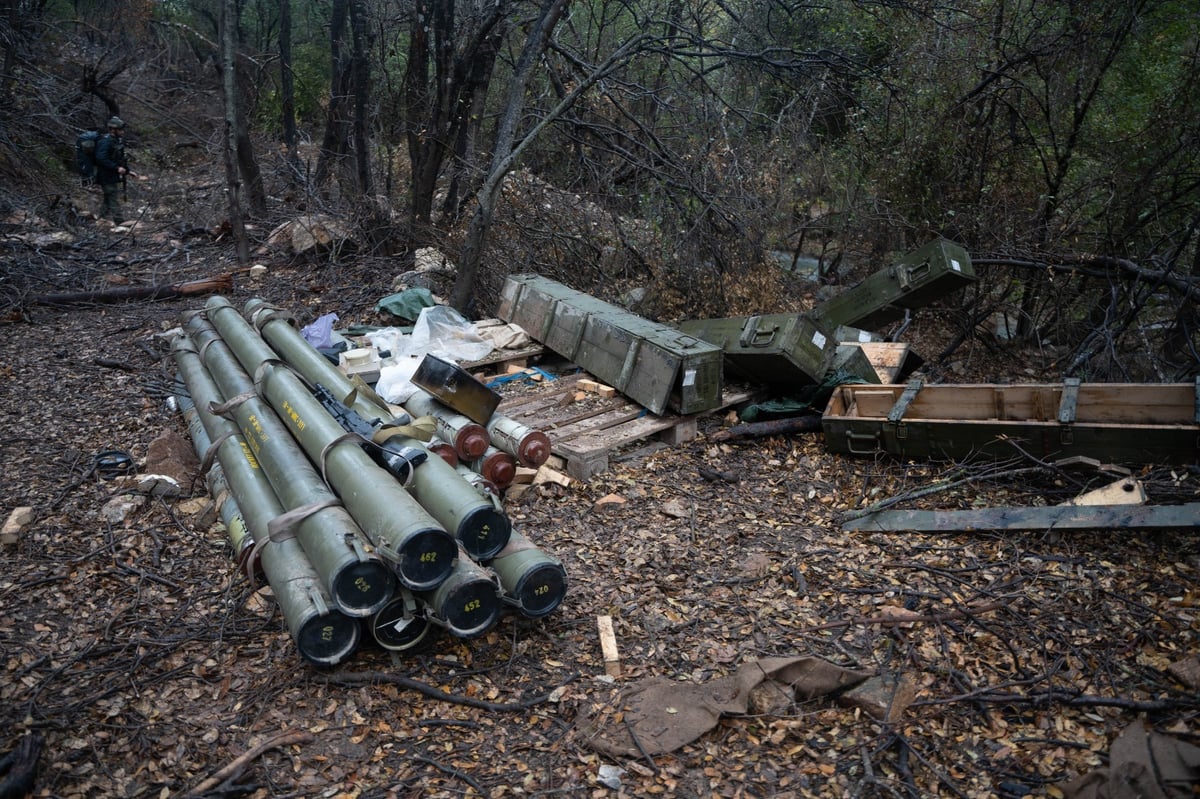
[244,497,343,584]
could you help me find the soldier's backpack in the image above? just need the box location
[75,130,101,183]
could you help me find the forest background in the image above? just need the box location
[2,3,1200,798]
[1,0,1198,379]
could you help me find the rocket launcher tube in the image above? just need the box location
[311,382,428,483]
[485,413,551,468]
[416,548,504,639]
[370,590,435,652]
[243,298,512,562]
[485,530,568,619]
[176,391,256,575]
[172,337,360,666]
[181,319,398,612]
[193,305,457,592]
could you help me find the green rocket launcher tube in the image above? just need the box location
[485,529,568,619]
[242,298,512,562]
[369,590,435,653]
[416,547,504,639]
[202,298,458,589]
[184,316,402,607]
[172,337,360,666]
[175,390,257,575]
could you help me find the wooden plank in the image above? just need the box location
[1058,378,1081,424]
[461,344,545,371]
[851,389,900,418]
[887,379,924,422]
[566,413,690,452]
[547,405,646,440]
[501,378,750,479]
[843,503,1200,532]
[859,341,920,384]
[495,375,586,417]
[597,615,622,678]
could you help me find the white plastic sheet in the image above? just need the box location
[370,306,494,403]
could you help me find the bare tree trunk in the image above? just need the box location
[403,0,450,242]
[216,0,266,217]
[404,1,507,243]
[450,1,647,312]
[220,0,249,264]
[450,0,569,313]
[442,28,502,222]
[348,0,371,196]
[279,0,301,183]
[314,0,351,191]
[0,1,22,100]
[235,121,267,216]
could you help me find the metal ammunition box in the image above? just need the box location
[811,239,976,331]
[678,312,879,387]
[498,274,724,415]
[822,378,1200,465]
[412,353,502,424]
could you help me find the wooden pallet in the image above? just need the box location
[497,374,753,480]
[462,344,546,378]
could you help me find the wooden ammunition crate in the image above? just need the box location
[811,239,976,331]
[822,378,1200,465]
[498,274,724,415]
[678,313,881,387]
[497,274,590,355]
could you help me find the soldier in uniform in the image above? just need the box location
[94,116,131,225]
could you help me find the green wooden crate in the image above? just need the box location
[497,274,724,415]
[574,314,723,415]
[677,313,880,387]
[811,239,976,331]
[497,274,589,352]
[822,378,1200,465]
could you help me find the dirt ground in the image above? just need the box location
[1,178,1199,799]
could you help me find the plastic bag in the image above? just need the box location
[375,356,425,404]
[300,312,339,349]
[409,306,493,363]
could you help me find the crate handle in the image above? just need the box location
[844,431,881,455]
[738,315,779,348]
[900,260,931,289]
